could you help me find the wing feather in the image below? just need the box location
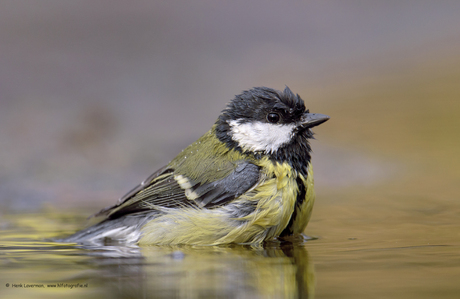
[94,160,261,220]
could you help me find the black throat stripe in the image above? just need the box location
[279,176,307,237]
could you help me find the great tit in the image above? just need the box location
[62,86,329,246]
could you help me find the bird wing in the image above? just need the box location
[93,160,261,220]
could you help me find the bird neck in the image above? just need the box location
[213,124,312,178]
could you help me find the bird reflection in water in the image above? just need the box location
[75,236,316,299]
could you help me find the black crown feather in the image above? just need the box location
[215,86,312,177]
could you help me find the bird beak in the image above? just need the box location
[299,113,330,129]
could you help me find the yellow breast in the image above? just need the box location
[139,160,314,245]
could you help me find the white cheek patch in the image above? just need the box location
[228,120,295,153]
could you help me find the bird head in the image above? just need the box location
[215,86,329,162]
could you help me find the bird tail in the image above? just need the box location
[56,214,150,246]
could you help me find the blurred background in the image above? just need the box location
[1,1,460,298]
[1,0,458,212]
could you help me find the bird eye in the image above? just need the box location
[267,113,280,123]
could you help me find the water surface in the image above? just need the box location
[1,212,315,299]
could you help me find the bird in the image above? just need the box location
[61,86,329,246]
